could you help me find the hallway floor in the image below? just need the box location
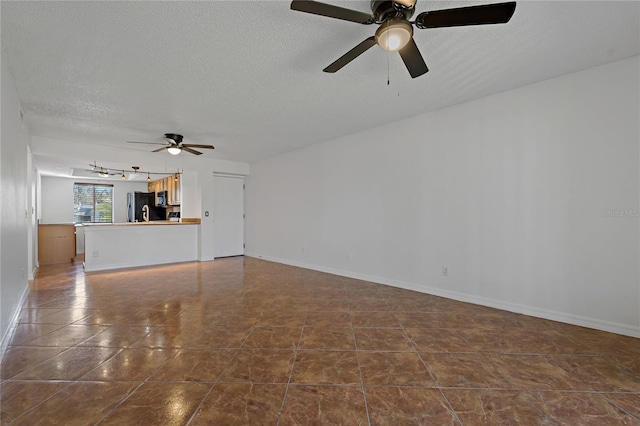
[1,256,639,425]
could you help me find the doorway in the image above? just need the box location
[213,175,245,258]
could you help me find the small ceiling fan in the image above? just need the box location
[290,0,516,78]
[127,133,215,156]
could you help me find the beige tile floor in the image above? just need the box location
[1,256,639,425]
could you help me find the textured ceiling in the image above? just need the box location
[2,0,639,167]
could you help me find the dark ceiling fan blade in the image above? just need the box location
[323,36,376,73]
[152,147,168,153]
[290,0,373,24]
[182,147,203,155]
[182,144,215,149]
[127,141,166,145]
[415,2,516,29]
[398,38,428,78]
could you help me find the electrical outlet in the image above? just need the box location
[442,266,449,276]
[346,253,352,262]
[93,250,99,258]
[301,248,305,255]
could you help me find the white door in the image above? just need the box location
[213,175,245,258]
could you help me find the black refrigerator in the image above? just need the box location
[127,192,166,222]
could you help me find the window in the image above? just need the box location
[73,183,113,223]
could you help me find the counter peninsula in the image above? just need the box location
[83,222,199,272]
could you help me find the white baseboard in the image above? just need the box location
[28,265,38,281]
[246,253,640,338]
[0,283,30,362]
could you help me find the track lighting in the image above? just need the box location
[85,162,181,181]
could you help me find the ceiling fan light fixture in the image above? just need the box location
[167,146,182,155]
[121,170,126,180]
[375,19,413,52]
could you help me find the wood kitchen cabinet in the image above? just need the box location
[38,224,75,265]
[165,175,180,205]
[149,174,180,206]
[148,180,160,205]
[148,179,168,205]
[170,174,181,205]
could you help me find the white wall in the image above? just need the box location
[40,175,149,224]
[180,171,200,220]
[26,146,38,279]
[1,50,33,351]
[198,170,215,261]
[246,56,640,337]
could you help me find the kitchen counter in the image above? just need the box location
[83,222,199,272]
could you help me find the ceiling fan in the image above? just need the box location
[127,133,215,156]
[290,0,516,78]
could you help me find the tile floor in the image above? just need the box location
[1,256,639,425]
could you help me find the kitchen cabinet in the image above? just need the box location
[166,175,180,205]
[148,179,168,206]
[148,180,160,205]
[148,175,180,206]
[38,224,75,265]
[171,174,181,205]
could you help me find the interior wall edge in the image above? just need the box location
[245,253,639,338]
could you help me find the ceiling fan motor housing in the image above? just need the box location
[164,133,184,144]
[370,0,414,22]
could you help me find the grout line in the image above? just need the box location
[602,395,640,422]
[521,390,559,425]
[275,309,308,426]
[351,322,372,426]
[6,322,70,347]
[184,323,257,425]
[92,346,186,424]
[6,345,126,425]
[395,307,464,426]
[1,347,70,380]
[4,380,77,425]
